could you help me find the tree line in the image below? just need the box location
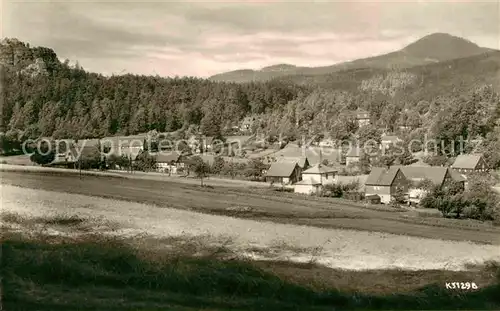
[1,38,499,169]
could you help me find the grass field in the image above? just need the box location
[2,172,500,310]
[2,170,500,245]
[2,183,500,271]
[3,230,500,311]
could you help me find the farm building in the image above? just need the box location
[451,154,489,174]
[365,167,408,204]
[396,166,466,205]
[266,161,302,185]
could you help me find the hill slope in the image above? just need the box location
[209,33,493,83]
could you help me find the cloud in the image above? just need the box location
[3,0,499,77]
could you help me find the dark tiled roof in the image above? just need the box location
[266,161,298,177]
[366,167,401,186]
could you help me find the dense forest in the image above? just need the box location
[0,38,499,168]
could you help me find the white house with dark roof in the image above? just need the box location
[451,154,489,174]
[294,164,338,195]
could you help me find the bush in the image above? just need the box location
[321,182,359,198]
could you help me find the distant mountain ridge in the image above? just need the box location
[209,33,493,83]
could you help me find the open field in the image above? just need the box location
[2,186,500,310]
[4,231,499,311]
[2,181,500,271]
[2,171,500,310]
[2,170,500,245]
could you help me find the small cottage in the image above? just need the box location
[266,161,301,185]
[155,151,185,174]
[294,164,337,195]
[365,167,408,204]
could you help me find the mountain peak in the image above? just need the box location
[402,33,482,61]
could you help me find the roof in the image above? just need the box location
[266,161,298,177]
[302,164,337,175]
[381,135,400,143]
[155,151,182,163]
[394,166,460,185]
[366,167,402,186]
[448,169,467,182]
[278,156,309,168]
[452,154,484,169]
[270,146,339,165]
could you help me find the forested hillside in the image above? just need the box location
[0,38,499,168]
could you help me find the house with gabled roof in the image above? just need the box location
[294,164,338,195]
[277,156,310,170]
[451,154,489,174]
[396,166,466,204]
[154,151,186,174]
[365,167,408,204]
[266,161,301,185]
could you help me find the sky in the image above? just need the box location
[2,0,499,78]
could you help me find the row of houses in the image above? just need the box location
[264,153,490,205]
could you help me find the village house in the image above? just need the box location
[396,166,466,205]
[154,151,186,174]
[365,167,408,204]
[265,161,302,185]
[294,164,337,195]
[355,109,371,127]
[380,135,401,150]
[345,148,362,166]
[451,154,489,174]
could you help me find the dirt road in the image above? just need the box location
[2,170,500,245]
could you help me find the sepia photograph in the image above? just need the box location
[1,0,500,310]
